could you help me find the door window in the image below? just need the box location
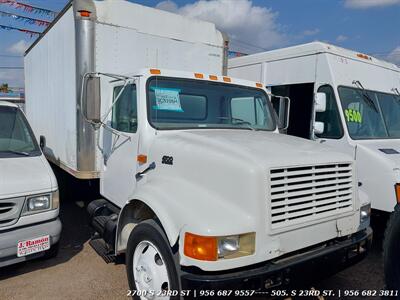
[112,84,138,133]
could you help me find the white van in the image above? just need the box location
[229,42,400,213]
[0,101,61,267]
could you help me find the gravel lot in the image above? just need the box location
[0,180,387,300]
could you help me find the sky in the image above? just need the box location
[0,0,399,88]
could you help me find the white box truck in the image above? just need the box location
[0,101,61,267]
[229,42,400,214]
[25,2,371,296]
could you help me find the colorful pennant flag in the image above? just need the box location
[0,24,40,37]
[0,10,50,26]
[0,0,58,17]
[228,50,248,58]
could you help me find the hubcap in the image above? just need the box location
[133,240,170,300]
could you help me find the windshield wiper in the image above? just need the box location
[352,80,378,112]
[1,150,30,156]
[217,117,256,131]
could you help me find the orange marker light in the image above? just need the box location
[357,53,370,60]
[150,69,161,75]
[256,83,263,88]
[137,154,148,164]
[78,10,91,17]
[209,75,218,81]
[184,233,218,261]
[194,73,204,79]
[395,183,400,204]
[223,77,231,83]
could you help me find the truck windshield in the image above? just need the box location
[0,106,40,158]
[338,86,400,139]
[147,77,275,131]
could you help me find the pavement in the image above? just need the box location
[0,182,387,300]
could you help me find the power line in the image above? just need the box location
[0,66,23,69]
[0,54,23,58]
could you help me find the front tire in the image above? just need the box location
[383,204,400,291]
[126,220,179,300]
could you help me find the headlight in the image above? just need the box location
[28,195,50,211]
[184,232,255,261]
[360,203,371,224]
[22,190,59,216]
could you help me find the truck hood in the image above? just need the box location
[0,155,54,198]
[354,140,400,211]
[356,140,400,168]
[158,129,353,168]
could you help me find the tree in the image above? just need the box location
[0,83,9,93]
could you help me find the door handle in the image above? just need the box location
[135,162,156,180]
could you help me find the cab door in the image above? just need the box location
[313,84,356,158]
[100,80,140,208]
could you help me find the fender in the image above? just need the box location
[115,175,256,253]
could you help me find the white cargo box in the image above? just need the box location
[25,0,227,178]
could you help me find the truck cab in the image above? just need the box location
[0,101,61,267]
[229,41,400,213]
[84,68,372,294]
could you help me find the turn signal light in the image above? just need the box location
[256,83,263,88]
[395,183,400,204]
[137,154,148,164]
[184,233,217,261]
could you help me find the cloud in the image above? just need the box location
[302,29,320,36]
[156,0,286,53]
[386,46,400,65]
[7,40,30,55]
[344,0,400,9]
[336,35,348,42]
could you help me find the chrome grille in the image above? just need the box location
[0,197,25,228]
[269,163,354,229]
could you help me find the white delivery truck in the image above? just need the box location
[25,1,371,296]
[0,101,60,267]
[229,41,400,214]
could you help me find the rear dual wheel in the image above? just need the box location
[126,220,179,300]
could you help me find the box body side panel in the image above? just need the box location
[25,8,78,170]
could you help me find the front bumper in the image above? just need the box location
[0,218,62,267]
[181,227,372,292]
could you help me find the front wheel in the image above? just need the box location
[126,220,179,300]
[383,204,400,291]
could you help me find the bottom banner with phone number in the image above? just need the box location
[128,289,399,298]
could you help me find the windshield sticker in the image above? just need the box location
[345,109,362,123]
[152,87,183,112]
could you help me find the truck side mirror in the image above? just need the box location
[315,92,327,113]
[39,135,46,150]
[85,76,101,124]
[272,96,290,130]
[314,121,325,135]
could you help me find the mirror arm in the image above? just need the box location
[270,94,291,130]
[80,72,141,129]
